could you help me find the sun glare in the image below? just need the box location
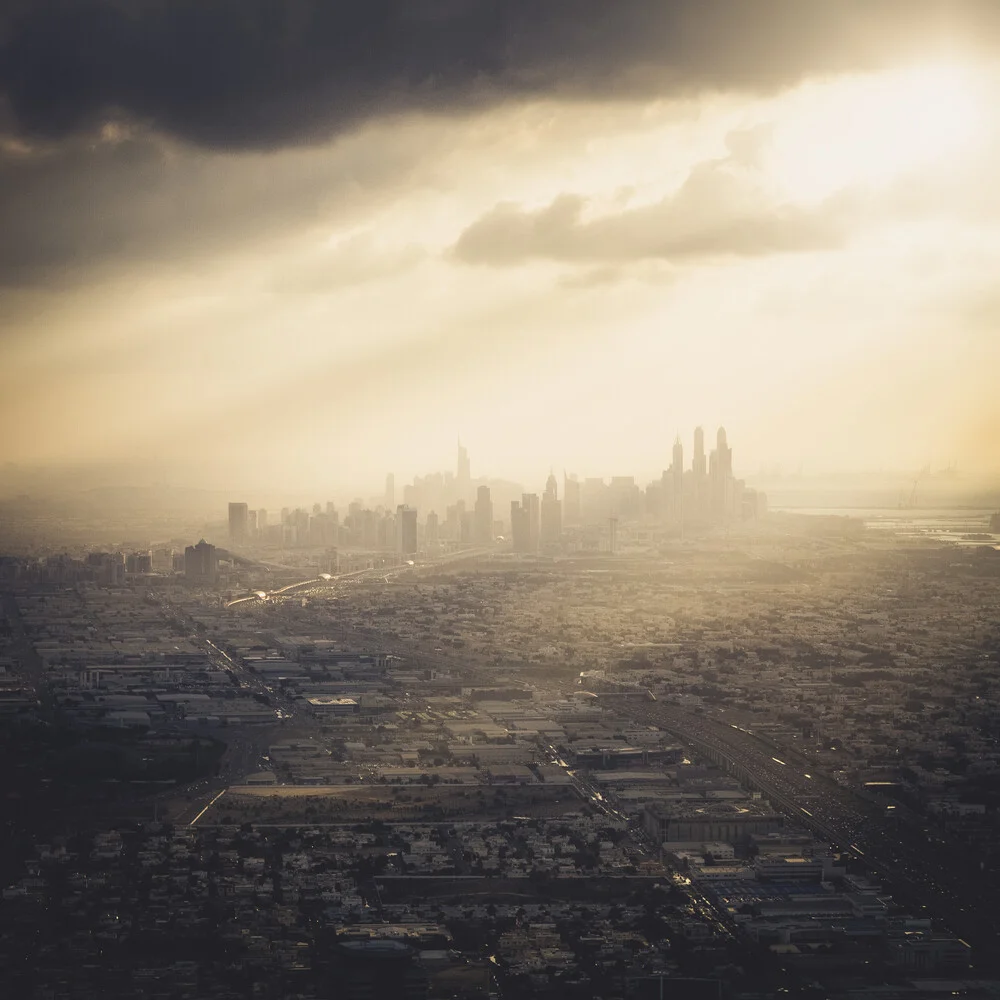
[769,62,986,201]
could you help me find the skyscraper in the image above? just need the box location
[474,485,493,544]
[457,439,470,484]
[523,492,540,553]
[396,505,417,556]
[672,436,684,518]
[425,510,439,547]
[384,473,395,511]
[510,500,528,553]
[184,539,217,582]
[709,426,734,520]
[716,426,732,478]
[541,472,562,543]
[563,474,582,526]
[693,426,706,476]
[692,426,707,515]
[228,502,248,546]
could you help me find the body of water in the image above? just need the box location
[771,507,1000,548]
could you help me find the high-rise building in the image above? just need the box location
[716,426,732,478]
[608,477,641,522]
[396,505,418,556]
[541,472,562,544]
[692,426,707,515]
[309,513,335,547]
[582,477,609,524]
[228,502,248,546]
[125,551,153,574]
[522,492,540,553]
[99,551,126,585]
[379,509,394,550]
[444,501,464,542]
[564,474,582,526]
[151,547,174,573]
[460,510,474,543]
[693,426,706,478]
[257,509,268,532]
[671,436,684,517]
[457,439,471,485]
[184,539,217,582]
[510,500,530,553]
[247,509,258,537]
[385,473,395,511]
[425,510,439,547]
[474,485,493,544]
[709,426,734,520]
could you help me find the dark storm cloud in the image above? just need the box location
[2,0,1000,150]
[0,129,426,287]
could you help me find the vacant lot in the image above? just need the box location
[206,782,584,824]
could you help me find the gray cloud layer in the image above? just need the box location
[0,128,427,287]
[454,140,850,266]
[2,0,1000,150]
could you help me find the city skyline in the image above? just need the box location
[4,9,1000,491]
[230,427,749,516]
[3,5,1000,992]
[223,430,762,559]
[0,432,988,509]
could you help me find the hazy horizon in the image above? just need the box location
[3,450,999,517]
[4,2,1000,496]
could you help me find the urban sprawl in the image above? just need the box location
[1,430,1000,1000]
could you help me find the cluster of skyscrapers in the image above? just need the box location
[225,428,764,560]
[652,426,764,524]
[229,500,418,556]
[510,474,563,554]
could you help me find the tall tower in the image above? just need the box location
[396,505,417,556]
[693,427,706,477]
[228,502,248,546]
[457,438,471,484]
[185,539,217,582]
[672,436,684,518]
[563,473,581,526]
[711,426,733,520]
[384,474,395,511]
[522,493,540,553]
[474,485,494,543]
[717,427,731,477]
[510,500,528,553]
[693,426,707,515]
[540,472,562,543]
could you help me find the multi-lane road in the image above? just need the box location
[224,545,497,609]
[624,701,995,969]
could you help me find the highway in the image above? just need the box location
[224,545,496,608]
[153,596,296,825]
[1,593,48,697]
[542,743,734,939]
[625,701,996,970]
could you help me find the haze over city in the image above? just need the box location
[5,5,1000,1000]
[3,1,1000,495]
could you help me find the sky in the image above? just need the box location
[3,0,1000,497]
